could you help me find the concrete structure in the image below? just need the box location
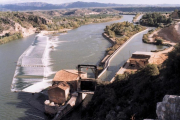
[48,82,70,104]
[52,69,87,92]
[53,92,87,120]
[45,92,87,119]
[116,51,154,77]
[129,51,153,68]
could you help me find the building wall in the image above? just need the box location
[48,87,69,104]
[52,80,78,92]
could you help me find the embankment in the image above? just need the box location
[98,29,148,78]
[142,28,173,52]
[102,33,116,44]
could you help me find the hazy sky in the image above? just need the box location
[0,0,180,4]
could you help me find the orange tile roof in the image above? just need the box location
[53,69,79,82]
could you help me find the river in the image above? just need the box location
[0,15,167,119]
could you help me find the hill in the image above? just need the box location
[0,9,123,44]
[0,12,52,44]
[0,2,121,11]
[82,43,180,120]
[1,2,180,12]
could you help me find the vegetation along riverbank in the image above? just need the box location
[132,13,142,23]
[141,11,180,52]
[0,9,122,45]
[100,21,146,67]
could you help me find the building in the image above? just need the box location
[129,51,153,68]
[48,82,70,104]
[52,69,87,92]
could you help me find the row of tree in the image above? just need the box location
[140,13,172,27]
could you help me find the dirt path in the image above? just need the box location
[148,29,160,42]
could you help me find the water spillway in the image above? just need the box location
[11,34,52,93]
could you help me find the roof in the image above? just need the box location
[129,58,149,61]
[49,82,70,90]
[132,51,153,56]
[53,69,79,82]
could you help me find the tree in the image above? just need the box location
[142,64,159,76]
[155,38,163,45]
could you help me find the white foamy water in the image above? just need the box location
[11,33,57,93]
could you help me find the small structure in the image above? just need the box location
[77,65,98,92]
[52,69,87,92]
[45,65,97,119]
[48,82,70,104]
[129,51,153,68]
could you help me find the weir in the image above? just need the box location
[11,34,52,93]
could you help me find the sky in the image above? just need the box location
[0,0,180,5]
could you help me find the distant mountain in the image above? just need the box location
[0,1,122,11]
[1,1,180,11]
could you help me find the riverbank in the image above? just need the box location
[114,47,173,81]
[143,29,172,49]
[0,16,122,45]
[98,28,148,78]
[98,21,146,77]
[113,23,180,82]
[132,13,143,23]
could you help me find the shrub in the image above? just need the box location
[155,38,163,45]
[141,64,159,76]
[39,24,47,30]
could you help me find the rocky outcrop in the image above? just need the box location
[0,12,53,37]
[156,95,180,120]
[14,22,36,37]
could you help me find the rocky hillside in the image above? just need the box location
[0,12,52,37]
[82,43,180,120]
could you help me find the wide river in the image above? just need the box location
[0,15,166,119]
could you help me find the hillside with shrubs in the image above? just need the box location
[104,21,146,55]
[82,44,180,120]
[0,10,122,45]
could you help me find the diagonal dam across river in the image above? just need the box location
[11,33,52,93]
